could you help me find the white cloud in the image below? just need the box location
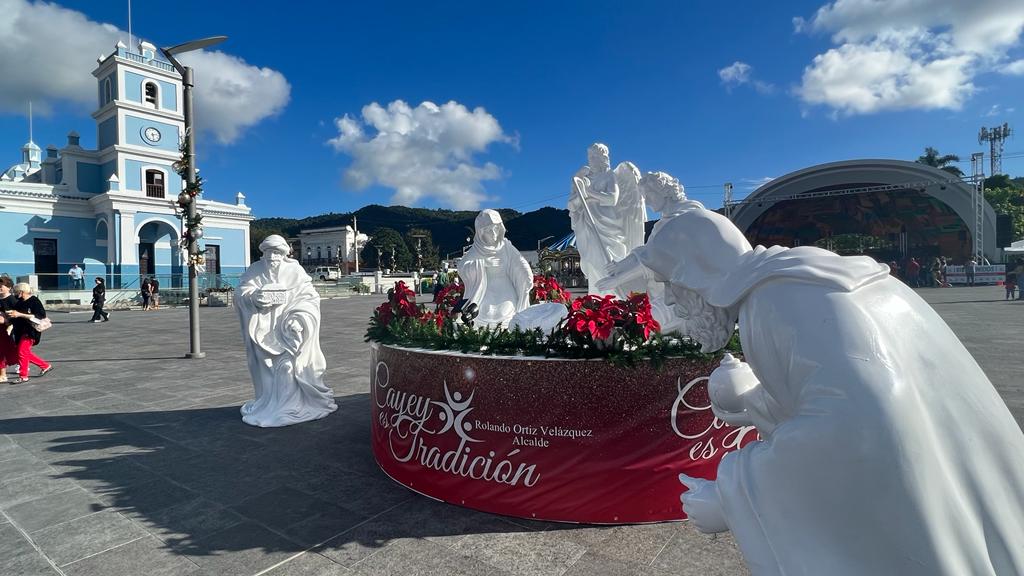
[1002,59,1024,75]
[984,104,1015,117]
[327,100,514,210]
[719,62,752,86]
[795,0,1024,115]
[0,0,289,144]
[742,176,775,190]
[177,51,290,144]
[718,61,774,94]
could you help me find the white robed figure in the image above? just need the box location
[237,235,337,427]
[459,210,532,329]
[569,142,646,296]
[600,207,1024,575]
[597,171,705,334]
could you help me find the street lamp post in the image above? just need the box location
[161,35,227,360]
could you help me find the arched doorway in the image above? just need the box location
[137,220,182,287]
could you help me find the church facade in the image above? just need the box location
[0,40,251,290]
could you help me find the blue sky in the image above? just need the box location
[1,0,1023,218]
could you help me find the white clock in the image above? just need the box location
[142,127,161,143]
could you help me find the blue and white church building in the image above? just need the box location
[0,40,252,291]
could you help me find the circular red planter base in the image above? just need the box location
[370,343,756,524]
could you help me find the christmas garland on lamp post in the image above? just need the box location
[175,134,206,271]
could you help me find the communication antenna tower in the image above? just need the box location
[978,123,1011,176]
[723,182,734,220]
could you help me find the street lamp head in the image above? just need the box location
[163,36,228,56]
[160,36,228,75]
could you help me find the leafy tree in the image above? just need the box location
[404,228,440,270]
[916,147,964,177]
[985,185,1024,244]
[362,227,413,271]
[250,225,287,262]
[984,174,1023,191]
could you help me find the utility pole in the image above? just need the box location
[978,123,1011,176]
[409,232,427,271]
[723,182,734,220]
[352,215,359,273]
[971,152,985,262]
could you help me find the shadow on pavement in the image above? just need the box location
[0,393,538,569]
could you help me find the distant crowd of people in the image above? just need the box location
[887,255,1024,300]
[889,256,955,288]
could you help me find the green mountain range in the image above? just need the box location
[251,205,573,261]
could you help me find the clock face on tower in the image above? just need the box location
[142,127,161,144]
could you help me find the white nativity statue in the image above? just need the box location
[459,209,532,329]
[569,142,647,296]
[633,171,704,334]
[237,235,337,427]
[598,206,1024,575]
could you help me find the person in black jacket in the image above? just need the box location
[0,276,18,383]
[91,277,110,323]
[6,283,52,384]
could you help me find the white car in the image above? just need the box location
[313,266,341,281]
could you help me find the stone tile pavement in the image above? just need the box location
[0,286,1019,575]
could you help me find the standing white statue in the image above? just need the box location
[459,210,532,329]
[569,143,646,295]
[237,235,337,427]
[602,171,704,334]
[600,207,1024,575]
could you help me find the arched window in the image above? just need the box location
[103,78,112,105]
[144,81,158,108]
[145,169,165,198]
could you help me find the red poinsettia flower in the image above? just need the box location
[397,298,418,318]
[376,302,394,325]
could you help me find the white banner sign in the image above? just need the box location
[946,265,1005,285]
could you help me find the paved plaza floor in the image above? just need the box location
[0,287,1020,576]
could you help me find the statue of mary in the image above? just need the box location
[237,235,337,427]
[459,210,533,329]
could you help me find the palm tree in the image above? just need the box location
[916,147,964,177]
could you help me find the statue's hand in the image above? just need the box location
[593,276,619,294]
[604,259,625,277]
[679,473,729,533]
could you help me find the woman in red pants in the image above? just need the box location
[6,283,53,384]
[0,276,18,383]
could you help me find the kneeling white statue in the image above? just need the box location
[237,235,337,427]
[599,205,1024,575]
[459,210,532,329]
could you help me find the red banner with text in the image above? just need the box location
[370,344,757,524]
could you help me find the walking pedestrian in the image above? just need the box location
[1017,261,1024,301]
[68,264,84,290]
[966,258,977,287]
[91,277,110,323]
[906,258,921,288]
[151,276,160,309]
[140,276,152,310]
[0,276,18,383]
[6,283,53,384]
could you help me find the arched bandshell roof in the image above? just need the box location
[731,159,996,259]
